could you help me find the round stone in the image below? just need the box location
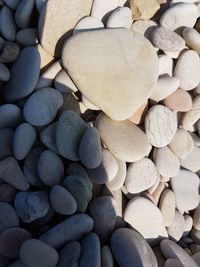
[0,62,10,81]
[56,241,81,267]
[4,0,20,10]
[158,54,173,76]
[159,189,176,227]
[0,6,17,42]
[0,202,19,233]
[16,28,38,47]
[0,128,13,160]
[0,104,22,129]
[15,0,34,28]
[167,211,185,242]
[145,105,177,148]
[183,215,193,237]
[106,7,133,29]
[128,100,148,125]
[183,27,200,54]
[73,16,104,35]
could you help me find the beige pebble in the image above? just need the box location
[128,101,148,125]
[182,27,200,54]
[182,96,200,131]
[183,215,193,237]
[131,19,157,41]
[158,54,173,76]
[167,211,185,241]
[180,145,200,172]
[148,174,160,195]
[35,44,54,72]
[159,189,176,227]
[91,0,119,21]
[73,16,104,35]
[130,0,160,20]
[106,7,133,29]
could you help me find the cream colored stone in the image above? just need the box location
[36,44,54,71]
[152,182,165,205]
[159,189,176,227]
[158,55,173,76]
[182,96,200,131]
[91,0,119,21]
[54,70,78,93]
[106,7,133,29]
[167,211,185,241]
[128,101,148,125]
[82,95,100,110]
[183,27,200,54]
[180,145,200,172]
[73,16,104,35]
[131,20,157,41]
[130,0,160,20]
[183,215,193,237]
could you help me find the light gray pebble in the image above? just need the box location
[16,28,38,47]
[56,241,81,267]
[0,6,17,41]
[4,0,20,10]
[0,128,13,160]
[0,202,19,233]
[0,62,10,81]
[0,104,21,128]
[15,0,34,29]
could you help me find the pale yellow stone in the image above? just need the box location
[130,0,160,20]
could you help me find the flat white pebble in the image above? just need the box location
[91,0,120,21]
[158,54,173,76]
[182,96,200,131]
[73,16,104,35]
[106,7,133,29]
[180,145,200,172]
[159,189,176,227]
[167,211,185,241]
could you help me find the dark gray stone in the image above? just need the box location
[4,0,20,10]
[7,259,25,267]
[0,184,16,203]
[0,41,20,63]
[15,0,34,29]
[0,202,19,233]
[0,62,10,81]
[0,104,22,129]
[40,122,58,153]
[0,128,13,160]
[0,6,17,41]
[59,93,80,115]
[56,241,81,267]
[101,246,114,267]
[16,28,38,47]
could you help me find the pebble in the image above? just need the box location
[38,149,64,187]
[0,104,21,129]
[193,252,200,266]
[106,7,133,29]
[56,241,81,267]
[59,92,80,115]
[153,146,180,177]
[158,54,173,76]
[0,62,10,81]
[56,110,87,160]
[4,47,40,102]
[89,196,117,244]
[150,75,180,102]
[125,157,158,194]
[0,41,20,63]
[0,184,16,203]
[4,0,20,10]
[111,228,158,267]
[191,229,200,244]
[14,191,50,223]
[183,215,193,237]
[79,232,101,267]
[16,28,38,47]
[124,197,168,244]
[96,113,150,162]
[160,239,198,267]
[54,70,78,93]
[0,202,19,233]
[180,145,200,172]
[170,170,199,211]
[50,185,77,215]
[82,95,100,111]
[0,227,32,258]
[13,123,36,160]
[163,88,192,112]
[0,128,13,160]
[15,0,34,29]
[152,27,185,52]
[130,0,160,20]
[101,246,114,267]
[182,96,200,131]
[40,122,58,153]
[159,189,176,227]
[23,88,63,126]
[35,0,46,13]
[73,16,104,34]
[131,20,157,40]
[20,239,59,267]
[39,214,94,248]
[182,27,200,54]
[160,3,198,31]
[0,6,17,42]
[91,0,119,21]
[193,203,200,232]
[165,259,185,267]
[62,29,158,121]
[0,157,30,191]
[128,101,148,125]
[145,105,177,148]
[39,0,93,56]
[174,50,200,91]
[167,211,185,241]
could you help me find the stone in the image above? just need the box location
[36,44,54,71]
[96,113,150,162]
[4,47,40,102]
[111,228,158,267]
[130,0,160,20]
[124,197,168,244]
[160,239,198,267]
[163,88,192,112]
[180,145,200,172]
[79,126,102,169]
[128,101,148,126]
[40,214,94,249]
[0,128,13,160]
[183,215,193,237]
[152,27,185,52]
[82,95,100,111]
[101,246,114,267]
[23,88,63,126]
[79,232,101,267]
[56,110,87,160]
[62,29,158,121]
[38,149,64,187]
[106,7,133,29]
[50,185,77,215]
[20,239,59,267]
[159,189,176,227]
[73,16,104,34]
[170,170,199,211]
[160,3,198,31]
[0,227,31,258]
[191,229,200,244]
[0,202,19,233]
[152,181,165,205]
[0,6,17,42]
[13,123,36,160]
[59,92,80,115]
[182,96,200,131]
[174,50,200,91]
[158,54,173,76]
[91,0,119,21]
[182,27,200,54]
[153,146,180,177]
[16,28,38,47]
[4,0,20,10]
[0,41,20,63]
[125,157,158,194]
[54,70,78,93]
[190,132,200,147]
[165,259,185,267]
[40,122,58,153]
[14,191,50,223]
[0,104,21,129]
[0,157,29,191]
[38,0,93,56]
[145,105,177,148]
[131,20,157,41]
[0,184,16,203]
[167,211,185,241]
[89,196,117,244]
[35,0,46,12]
[15,0,34,28]
[56,241,81,267]
[150,75,180,102]
[0,62,10,81]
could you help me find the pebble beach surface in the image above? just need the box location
[0,0,200,266]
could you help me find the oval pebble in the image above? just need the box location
[101,246,114,267]
[159,189,176,227]
[158,54,173,76]
[54,70,78,93]
[13,123,36,160]
[15,0,34,29]
[0,62,10,81]
[0,6,17,42]
[16,28,38,47]
[35,0,46,13]
[183,27,200,54]
[180,145,200,172]
[40,122,58,153]
[145,105,177,148]
[20,239,59,267]
[73,16,104,35]
[0,104,21,129]
[167,211,185,242]
[91,0,119,20]
[56,241,81,267]
[0,128,13,160]
[50,185,77,215]
[106,7,133,29]
[183,215,193,237]
[0,202,19,233]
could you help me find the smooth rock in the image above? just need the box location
[4,47,40,102]
[59,92,80,115]
[101,246,114,267]
[40,122,58,153]
[145,105,177,148]
[106,7,133,29]
[165,259,185,267]
[96,113,150,162]
[0,62,10,81]
[111,228,158,267]
[15,0,34,28]
[0,184,16,203]
[130,0,160,20]
[128,101,148,125]
[23,88,63,126]
[56,241,81,267]
[4,0,20,10]
[36,44,54,70]
[152,181,165,205]
[62,29,158,121]
[0,202,19,233]
[0,128,13,160]
[16,28,38,47]
[183,215,193,237]
[54,70,78,93]
[160,3,198,31]
[170,170,199,211]
[20,239,59,267]
[0,40,20,63]
[0,6,17,41]
[38,149,64,187]
[50,185,77,215]
[13,123,36,160]
[73,16,104,34]
[174,50,200,91]
[0,157,29,191]
[125,157,158,194]
[159,189,176,227]
[124,197,168,244]
[14,191,50,223]
[182,27,200,54]
[190,132,200,147]
[180,145,200,172]
[35,0,46,13]
[131,19,157,40]
[56,110,87,160]
[0,104,21,129]
[167,211,185,241]
[182,96,200,131]
[193,202,200,231]
[91,0,119,20]
[158,54,173,76]
[40,214,94,249]
[82,95,100,111]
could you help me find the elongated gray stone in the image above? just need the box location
[0,6,17,41]
[15,0,34,29]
